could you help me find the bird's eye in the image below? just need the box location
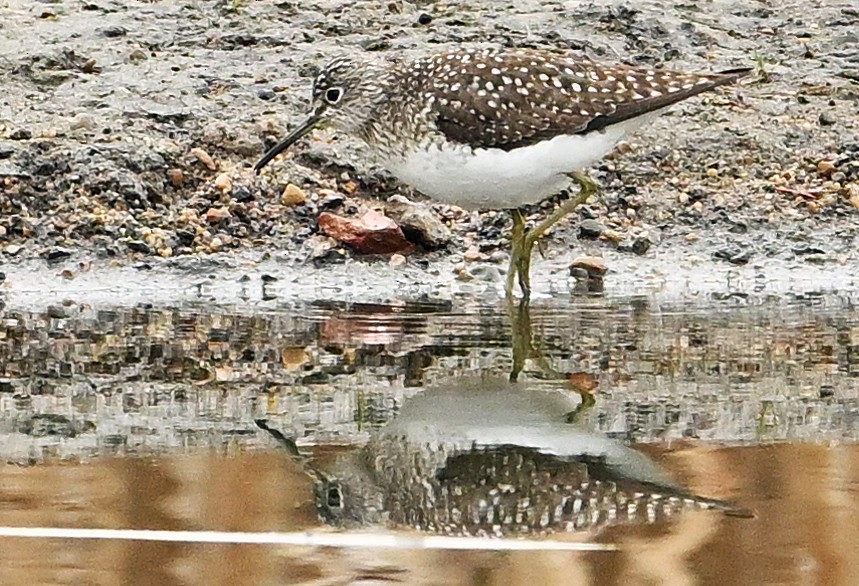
[325,87,343,104]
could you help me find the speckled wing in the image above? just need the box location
[417,48,749,152]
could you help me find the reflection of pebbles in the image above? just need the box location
[268,378,752,536]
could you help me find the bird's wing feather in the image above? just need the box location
[416,49,748,151]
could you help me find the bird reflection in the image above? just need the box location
[257,376,751,537]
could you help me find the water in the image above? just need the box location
[1,293,858,584]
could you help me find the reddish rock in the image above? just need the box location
[318,210,413,255]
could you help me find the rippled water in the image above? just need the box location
[1,294,858,584]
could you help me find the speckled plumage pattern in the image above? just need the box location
[309,47,748,155]
[268,47,748,209]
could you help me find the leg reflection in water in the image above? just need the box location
[508,297,596,422]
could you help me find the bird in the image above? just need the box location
[253,47,749,298]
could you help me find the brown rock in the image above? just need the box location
[214,173,232,193]
[167,168,184,188]
[569,256,607,278]
[282,183,307,206]
[189,147,217,171]
[205,207,231,224]
[463,244,482,262]
[318,209,412,255]
[817,160,836,175]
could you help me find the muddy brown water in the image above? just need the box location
[1,292,858,585]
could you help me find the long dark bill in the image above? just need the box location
[253,112,322,173]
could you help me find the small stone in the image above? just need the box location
[463,245,482,262]
[5,244,22,256]
[601,229,624,243]
[167,168,184,187]
[577,219,605,239]
[570,256,607,278]
[618,235,652,255]
[8,128,32,140]
[282,183,307,206]
[319,192,345,210]
[205,207,231,224]
[417,12,432,24]
[69,113,96,131]
[44,248,72,263]
[818,111,836,126]
[257,89,276,101]
[817,160,836,175]
[714,247,752,265]
[385,195,451,248]
[189,147,217,171]
[209,237,224,251]
[488,250,508,264]
[389,253,406,267]
[60,269,75,280]
[318,209,412,255]
[304,235,339,261]
[214,173,232,193]
[0,226,6,237]
[127,240,150,254]
[129,48,147,63]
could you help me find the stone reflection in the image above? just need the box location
[1,295,859,462]
[259,377,751,537]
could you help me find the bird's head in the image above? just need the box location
[254,56,387,173]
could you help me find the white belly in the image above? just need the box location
[384,119,644,210]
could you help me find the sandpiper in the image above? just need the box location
[254,47,749,297]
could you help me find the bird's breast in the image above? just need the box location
[381,122,638,210]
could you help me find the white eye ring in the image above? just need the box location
[325,87,344,104]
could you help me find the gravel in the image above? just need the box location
[0,0,857,293]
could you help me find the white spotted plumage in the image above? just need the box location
[258,47,748,210]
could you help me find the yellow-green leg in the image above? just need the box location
[505,171,599,299]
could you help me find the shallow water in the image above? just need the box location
[1,294,858,585]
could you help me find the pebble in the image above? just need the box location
[385,195,451,248]
[817,160,836,175]
[601,229,624,243]
[389,253,406,267]
[282,183,307,206]
[318,209,412,255]
[127,240,150,254]
[463,245,482,262]
[44,248,72,263]
[189,147,217,171]
[618,235,652,255]
[569,256,607,277]
[577,219,605,239]
[214,173,232,193]
[167,168,184,187]
[69,113,96,131]
[205,207,231,224]
[818,111,836,126]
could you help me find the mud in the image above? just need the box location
[0,0,857,298]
